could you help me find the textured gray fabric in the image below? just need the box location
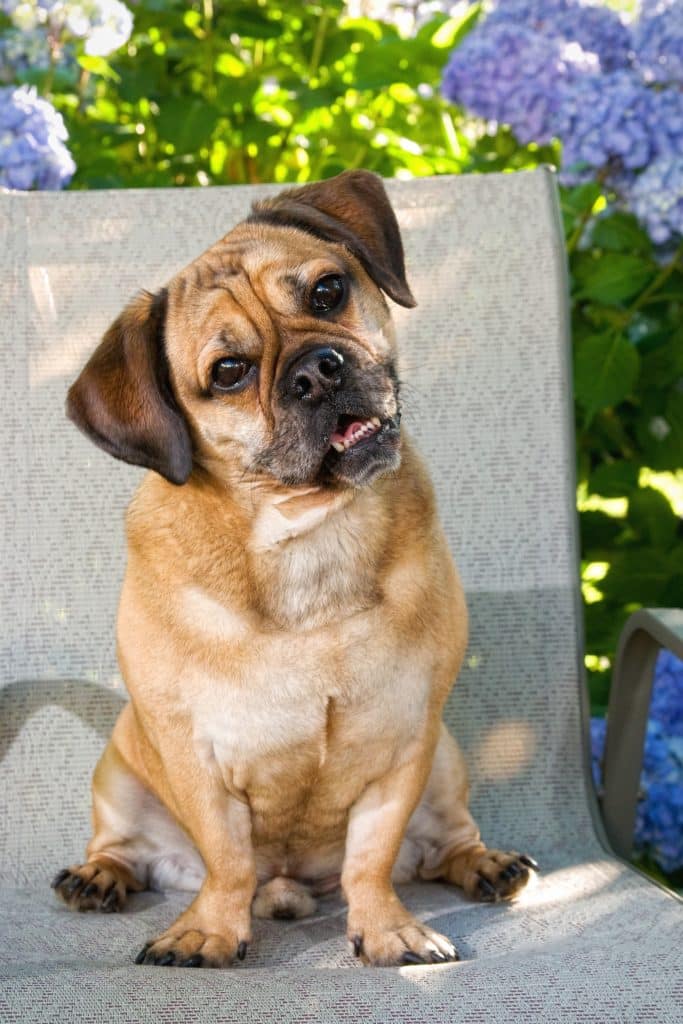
[1,171,681,1022]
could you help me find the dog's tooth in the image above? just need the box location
[371,417,381,427]
[331,441,345,453]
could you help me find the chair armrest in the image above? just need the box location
[601,608,683,859]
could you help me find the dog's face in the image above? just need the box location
[67,171,416,491]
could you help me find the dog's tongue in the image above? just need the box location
[330,420,367,445]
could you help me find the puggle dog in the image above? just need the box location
[53,171,536,968]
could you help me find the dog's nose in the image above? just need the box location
[286,347,345,403]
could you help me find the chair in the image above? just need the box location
[1,170,680,1023]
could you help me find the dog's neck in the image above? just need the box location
[248,484,356,551]
[244,479,390,629]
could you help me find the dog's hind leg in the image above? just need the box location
[400,724,538,902]
[52,705,204,912]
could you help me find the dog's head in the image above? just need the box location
[67,171,416,491]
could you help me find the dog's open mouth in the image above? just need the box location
[329,415,382,453]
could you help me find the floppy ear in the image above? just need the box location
[249,170,416,308]
[66,288,193,485]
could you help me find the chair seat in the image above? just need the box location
[2,866,679,1023]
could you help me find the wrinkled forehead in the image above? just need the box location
[167,226,343,333]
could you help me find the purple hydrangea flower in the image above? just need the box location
[634,0,683,85]
[590,716,607,791]
[442,21,597,145]
[0,85,75,190]
[556,69,655,184]
[650,649,683,733]
[0,28,51,84]
[648,88,683,162]
[591,650,683,874]
[556,2,632,73]
[488,0,632,72]
[627,157,683,244]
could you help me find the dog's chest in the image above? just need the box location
[191,611,430,818]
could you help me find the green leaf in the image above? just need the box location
[431,3,481,49]
[215,52,246,78]
[77,55,121,82]
[574,333,640,418]
[601,548,683,605]
[637,391,683,473]
[591,212,652,255]
[156,99,218,152]
[574,252,656,305]
[628,486,679,548]
[589,461,639,498]
[580,509,622,551]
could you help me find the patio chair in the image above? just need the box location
[1,170,680,1023]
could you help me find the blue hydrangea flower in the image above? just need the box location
[488,0,632,72]
[627,156,683,244]
[442,21,596,145]
[0,84,75,190]
[556,2,632,72]
[634,0,683,85]
[556,69,655,184]
[591,650,683,874]
[648,87,683,162]
[590,716,607,791]
[0,28,51,84]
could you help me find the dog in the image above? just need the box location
[53,170,536,968]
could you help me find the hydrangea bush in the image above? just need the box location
[0,0,680,883]
[442,0,683,241]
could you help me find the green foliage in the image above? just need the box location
[566,183,683,714]
[7,0,682,723]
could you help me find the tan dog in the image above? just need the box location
[54,171,536,968]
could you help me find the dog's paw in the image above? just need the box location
[51,861,135,912]
[349,914,459,967]
[135,927,249,969]
[445,848,538,903]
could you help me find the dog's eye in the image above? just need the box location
[210,358,252,392]
[310,275,346,315]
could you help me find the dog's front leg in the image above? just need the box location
[136,765,256,969]
[342,736,460,967]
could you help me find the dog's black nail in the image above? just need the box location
[158,952,176,966]
[429,950,447,963]
[501,864,521,880]
[519,854,539,871]
[352,935,363,957]
[81,882,99,898]
[134,944,151,965]
[477,877,498,901]
[181,954,203,968]
[101,885,119,912]
[401,951,426,965]
[237,941,248,961]
[51,869,70,889]
[63,874,85,897]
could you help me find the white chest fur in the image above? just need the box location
[249,484,389,628]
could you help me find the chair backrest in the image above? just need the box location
[0,170,599,882]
